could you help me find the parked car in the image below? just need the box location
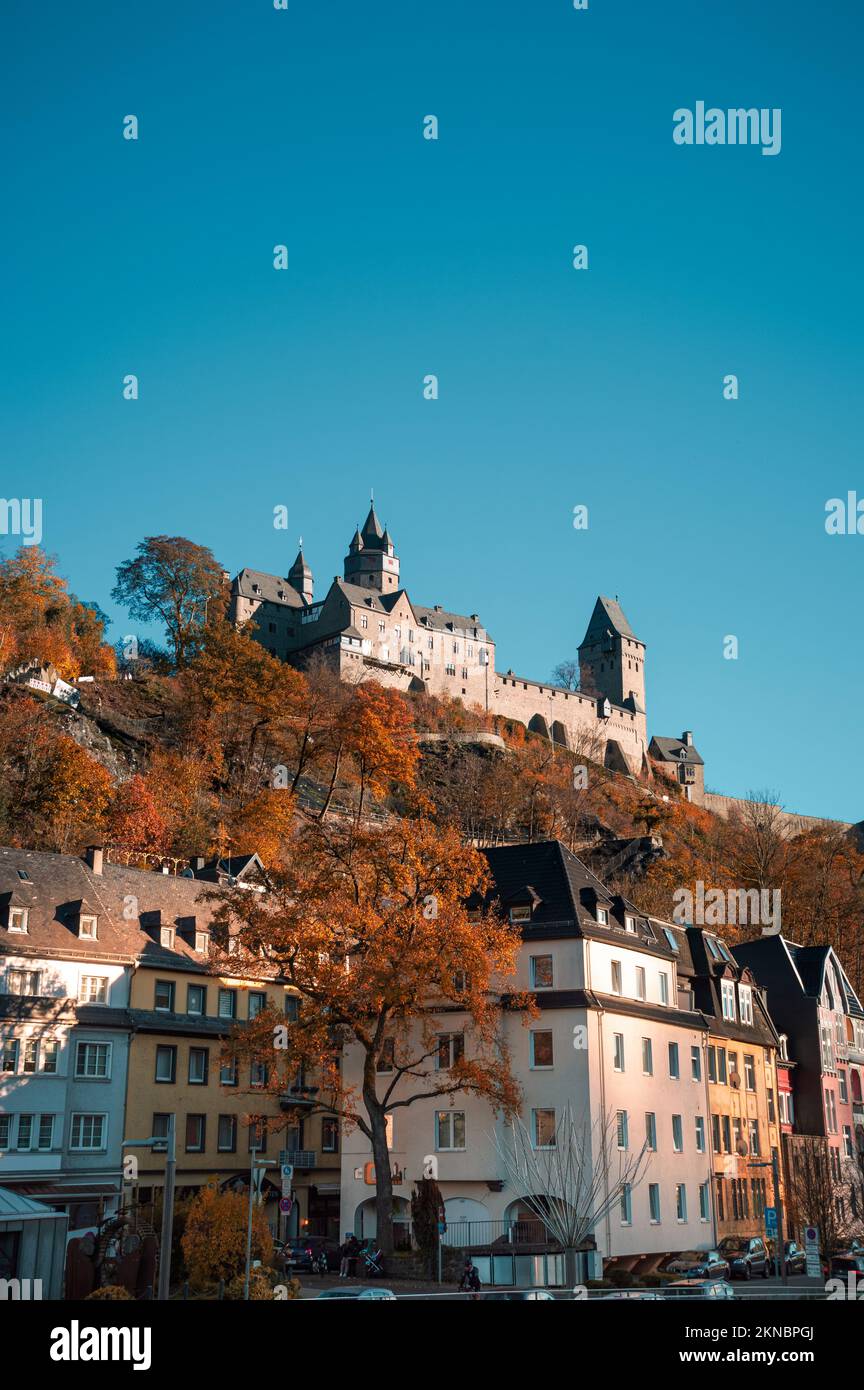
[717,1236,770,1280]
[664,1250,729,1280]
[777,1241,806,1275]
[317,1286,397,1300]
[829,1254,864,1279]
[663,1279,736,1300]
[279,1236,339,1273]
[599,1290,664,1300]
[483,1290,556,1300]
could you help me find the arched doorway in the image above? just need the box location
[528,714,550,739]
[353,1195,411,1242]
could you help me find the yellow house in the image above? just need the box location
[108,852,341,1241]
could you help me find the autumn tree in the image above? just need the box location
[210,816,524,1255]
[181,1181,272,1288]
[40,736,113,852]
[106,774,169,854]
[341,682,419,823]
[0,547,115,677]
[112,536,225,669]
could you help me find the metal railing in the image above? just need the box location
[440,1218,553,1250]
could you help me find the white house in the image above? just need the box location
[340,841,716,1285]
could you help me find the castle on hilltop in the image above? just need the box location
[229,502,853,834]
[229,500,689,788]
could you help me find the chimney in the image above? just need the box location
[682,730,693,747]
[86,845,104,875]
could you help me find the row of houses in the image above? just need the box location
[1,839,862,1290]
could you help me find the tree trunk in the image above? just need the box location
[364,1088,395,1256]
[317,746,342,820]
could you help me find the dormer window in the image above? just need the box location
[509,905,532,924]
[8,906,28,934]
[624,914,636,933]
[738,984,754,1025]
[195,931,210,955]
[596,908,608,926]
[79,914,98,941]
[160,926,175,949]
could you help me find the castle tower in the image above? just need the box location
[342,500,400,592]
[578,596,646,714]
[288,542,314,604]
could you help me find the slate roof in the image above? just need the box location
[480,841,677,961]
[234,568,306,609]
[360,503,386,548]
[334,580,410,615]
[579,596,637,646]
[413,605,489,638]
[650,735,704,766]
[0,847,228,969]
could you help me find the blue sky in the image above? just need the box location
[2,1,862,821]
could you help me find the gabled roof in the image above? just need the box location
[0,847,229,969]
[649,735,704,766]
[413,605,488,637]
[233,567,305,609]
[480,841,674,959]
[579,596,637,647]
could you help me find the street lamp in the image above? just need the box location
[244,1149,274,1301]
[122,1114,176,1301]
[750,1153,788,1286]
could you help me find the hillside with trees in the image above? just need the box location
[1,540,862,994]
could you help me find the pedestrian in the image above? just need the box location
[458,1257,482,1299]
[346,1233,361,1278]
[339,1233,352,1278]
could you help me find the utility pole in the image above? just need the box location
[773,1148,788,1287]
[159,1115,177,1301]
[123,1114,176,1301]
[245,1147,271,1300]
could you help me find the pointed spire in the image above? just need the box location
[361,499,385,548]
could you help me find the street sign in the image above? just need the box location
[281,1164,294,1180]
[764,1206,778,1237]
[279,1196,293,1216]
[804,1224,821,1278]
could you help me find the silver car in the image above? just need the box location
[317,1286,397,1300]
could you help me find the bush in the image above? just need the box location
[608,1268,635,1287]
[181,1181,273,1288]
[224,1268,277,1301]
[86,1284,134,1300]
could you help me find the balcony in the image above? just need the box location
[280,1084,319,1111]
[282,1150,316,1170]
